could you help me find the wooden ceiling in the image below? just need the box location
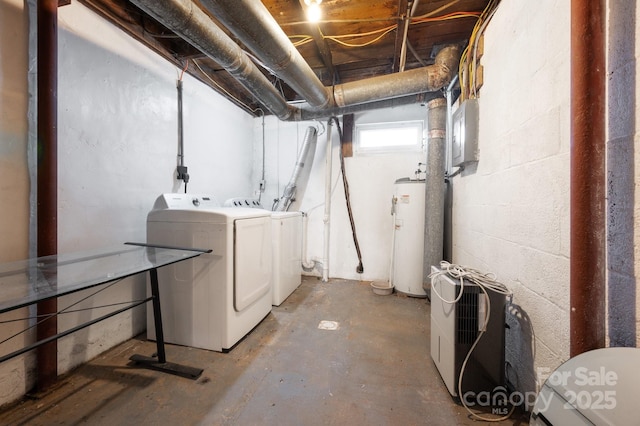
[77,0,490,116]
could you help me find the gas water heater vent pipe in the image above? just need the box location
[322,120,334,282]
[423,97,447,290]
[275,126,318,211]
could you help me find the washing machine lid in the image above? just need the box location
[152,193,220,210]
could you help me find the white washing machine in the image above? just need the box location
[146,193,272,352]
[225,198,302,306]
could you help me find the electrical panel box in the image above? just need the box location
[451,99,479,167]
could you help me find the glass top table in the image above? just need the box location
[0,243,206,314]
[0,242,211,379]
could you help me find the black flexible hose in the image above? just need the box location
[329,116,364,274]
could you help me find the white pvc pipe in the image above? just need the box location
[301,212,315,270]
[388,193,399,287]
[322,120,333,282]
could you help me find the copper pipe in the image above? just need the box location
[570,0,606,356]
[36,0,58,390]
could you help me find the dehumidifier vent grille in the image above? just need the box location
[456,289,479,345]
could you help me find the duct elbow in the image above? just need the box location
[434,45,461,81]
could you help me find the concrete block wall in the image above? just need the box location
[606,0,639,347]
[450,0,571,399]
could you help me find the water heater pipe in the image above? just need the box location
[275,126,318,211]
[322,120,333,282]
[388,197,398,287]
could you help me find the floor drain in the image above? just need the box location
[318,320,339,330]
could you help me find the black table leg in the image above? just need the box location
[129,268,203,379]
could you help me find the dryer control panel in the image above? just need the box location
[224,198,264,209]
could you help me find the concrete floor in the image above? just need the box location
[0,277,528,425]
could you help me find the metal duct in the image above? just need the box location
[199,0,332,109]
[184,0,460,116]
[423,97,447,290]
[133,0,460,119]
[275,126,318,211]
[130,0,295,120]
[333,46,459,107]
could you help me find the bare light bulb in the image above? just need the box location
[306,2,321,22]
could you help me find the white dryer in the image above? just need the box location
[225,198,302,306]
[146,194,272,352]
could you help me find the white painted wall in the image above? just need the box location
[0,0,35,406]
[252,104,428,282]
[450,0,571,398]
[0,1,254,406]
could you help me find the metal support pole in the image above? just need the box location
[149,268,166,363]
[36,0,58,391]
[570,0,606,356]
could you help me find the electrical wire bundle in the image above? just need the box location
[428,260,514,422]
[458,0,502,101]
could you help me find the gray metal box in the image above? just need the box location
[451,99,479,167]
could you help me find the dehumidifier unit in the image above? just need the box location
[429,266,506,397]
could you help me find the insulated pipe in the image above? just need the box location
[322,121,333,282]
[275,127,318,211]
[193,0,460,114]
[296,92,444,121]
[332,46,460,107]
[138,0,460,119]
[199,0,332,109]
[129,0,295,120]
[36,0,58,391]
[423,97,447,290]
[570,0,606,356]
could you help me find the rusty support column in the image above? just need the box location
[36,0,58,390]
[570,0,605,356]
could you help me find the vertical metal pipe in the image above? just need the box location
[322,120,333,282]
[423,97,447,289]
[570,0,606,356]
[36,0,58,390]
[177,80,184,168]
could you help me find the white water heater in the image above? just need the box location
[391,178,427,297]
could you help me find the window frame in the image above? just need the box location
[354,120,425,155]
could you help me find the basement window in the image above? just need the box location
[355,121,424,154]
